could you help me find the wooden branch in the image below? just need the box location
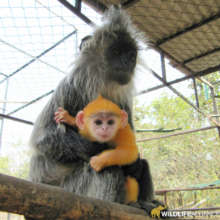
[0,173,150,220]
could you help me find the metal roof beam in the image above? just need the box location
[196,64,220,76]
[138,67,215,95]
[122,0,140,8]
[57,0,94,25]
[82,0,140,12]
[82,0,107,13]
[0,30,76,85]
[75,0,82,11]
[8,90,54,116]
[156,12,220,46]
[0,114,33,126]
[183,47,220,64]
[0,38,67,76]
[0,73,8,78]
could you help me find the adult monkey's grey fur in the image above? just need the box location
[28,6,159,217]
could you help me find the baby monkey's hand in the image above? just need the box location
[54,107,75,126]
[90,155,106,172]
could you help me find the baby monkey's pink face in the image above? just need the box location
[88,112,120,143]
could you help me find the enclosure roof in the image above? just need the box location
[84,0,220,76]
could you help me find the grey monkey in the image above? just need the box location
[28,6,161,218]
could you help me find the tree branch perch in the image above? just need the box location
[0,173,151,220]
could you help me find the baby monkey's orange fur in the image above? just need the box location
[55,95,139,203]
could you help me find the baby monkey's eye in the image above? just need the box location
[107,119,115,125]
[94,119,103,125]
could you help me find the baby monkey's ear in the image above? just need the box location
[75,111,85,130]
[120,110,128,128]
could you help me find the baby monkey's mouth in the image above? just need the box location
[98,133,112,142]
[100,134,109,138]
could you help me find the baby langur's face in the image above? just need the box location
[88,112,120,143]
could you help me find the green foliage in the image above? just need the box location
[191,72,220,113]
[0,140,30,179]
[134,90,220,208]
[0,157,11,174]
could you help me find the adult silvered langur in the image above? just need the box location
[28,6,161,217]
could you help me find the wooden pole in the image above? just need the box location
[0,173,150,220]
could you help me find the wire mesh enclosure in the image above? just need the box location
[0,0,78,120]
[0,0,103,153]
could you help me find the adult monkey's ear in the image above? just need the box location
[120,110,128,128]
[75,111,85,130]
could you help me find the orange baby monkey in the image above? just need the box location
[54,95,139,204]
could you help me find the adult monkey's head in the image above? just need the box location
[79,6,139,86]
